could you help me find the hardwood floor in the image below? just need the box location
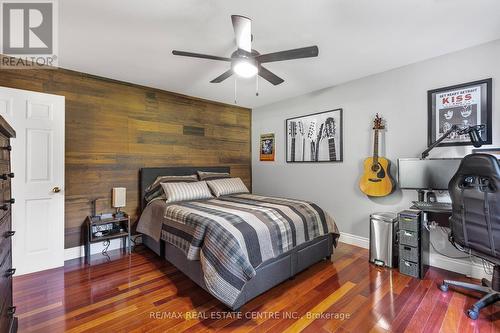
[13,243,500,332]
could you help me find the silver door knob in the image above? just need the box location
[52,187,61,193]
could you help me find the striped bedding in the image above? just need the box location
[158,193,339,307]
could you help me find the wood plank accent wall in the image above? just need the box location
[0,65,251,248]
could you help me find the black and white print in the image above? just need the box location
[286,109,343,162]
[428,79,492,147]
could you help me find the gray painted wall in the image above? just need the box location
[252,39,499,246]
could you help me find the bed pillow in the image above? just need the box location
[161,181,213,203]
[197,170,231,181]
[206,178,249,197]
[144,174,198,203]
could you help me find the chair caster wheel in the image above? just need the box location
[467,309,479,320]
[439,283,448,292]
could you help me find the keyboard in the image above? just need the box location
[411,201,452,212]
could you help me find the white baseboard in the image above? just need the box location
[66,232,491,280]
[64,238,130,261]
[338,232,491,280]
[429,253,491,280]
[339,232,369,249]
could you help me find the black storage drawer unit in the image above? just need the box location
[399,244,420,262]
[397,209,429,279]
[398,229,419,248]
[398,214,420,232]
[399,259,420,277]
[0,116,16,333]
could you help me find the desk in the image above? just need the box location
[410,205,451,228]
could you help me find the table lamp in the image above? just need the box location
[112,187,126,218]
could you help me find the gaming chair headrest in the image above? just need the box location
[449,153,500,192]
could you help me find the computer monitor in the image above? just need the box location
[397,158,462,190]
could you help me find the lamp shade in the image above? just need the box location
[112,187,126,208]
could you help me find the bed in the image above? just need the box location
[136,166,339,310]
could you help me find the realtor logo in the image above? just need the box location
[3,2,53,54]
[1,0,58,68]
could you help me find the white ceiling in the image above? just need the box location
[59,0,500,108]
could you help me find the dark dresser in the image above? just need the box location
[0,116,16,333]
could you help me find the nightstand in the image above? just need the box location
[84,214,131,264]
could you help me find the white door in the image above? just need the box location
[0,86,65,275]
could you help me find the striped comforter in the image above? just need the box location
[160,193,339,307]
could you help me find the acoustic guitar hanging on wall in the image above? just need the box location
[359,114,394,197]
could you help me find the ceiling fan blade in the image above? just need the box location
[210,69,233,83]
[172,50,231,62]
[257,46,319,63]
[259,66,284,85]
[231,15,252,52]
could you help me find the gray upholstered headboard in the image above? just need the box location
[139,166,230,211]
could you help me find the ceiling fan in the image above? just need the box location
[172,15,319,86]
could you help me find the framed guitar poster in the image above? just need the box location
[260,133,275,161]
[285,108,343,163]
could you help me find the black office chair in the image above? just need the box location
[439,153,500,320]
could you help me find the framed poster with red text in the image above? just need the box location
[427,78,492,146]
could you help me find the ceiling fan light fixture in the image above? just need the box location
[172,15,319,86]
[232,59,258,78]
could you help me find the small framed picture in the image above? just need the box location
[285,108,343,163]
[260,133,275,161]
[427,78,492,147]
[472,148,500,159]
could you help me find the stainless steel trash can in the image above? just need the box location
[369,212,398,268]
